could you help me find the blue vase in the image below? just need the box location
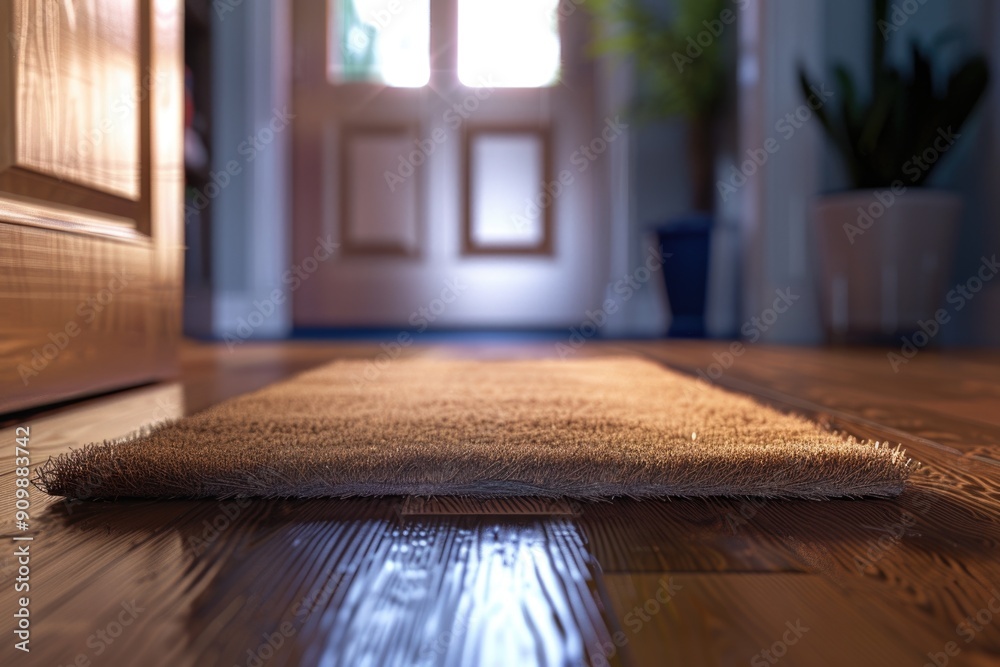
[656,214,713,338]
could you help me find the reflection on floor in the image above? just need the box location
[1,341,998,666]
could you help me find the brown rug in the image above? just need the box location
[36,357,912,500]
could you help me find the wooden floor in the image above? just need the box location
[2,340,1000,666]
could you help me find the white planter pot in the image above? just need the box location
[813,189,962,342]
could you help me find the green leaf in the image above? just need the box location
[801,1,990,189]
[585,0,732,121]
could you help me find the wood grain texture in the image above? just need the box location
[601,573,928,666]
[1,341,999,666]
[0,0,182,414]
[631,342,1000,461]
[7,0,141,199]
[1,496,622,666]
[0,222,172,413]
[578,498,807,574]
[619,341,1000,661]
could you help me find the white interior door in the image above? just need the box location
[292,0,608,329]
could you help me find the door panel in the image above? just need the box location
[7,0,141,200]
[0,0,182,414]
[339,125,422,256]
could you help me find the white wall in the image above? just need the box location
[736,0,825,343]
[211,0,292,339]
[964,0,1000,345]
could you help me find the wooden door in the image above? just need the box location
[292,0,607,329]
[0,0,183,414]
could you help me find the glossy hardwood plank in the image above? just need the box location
[606,341,1000,660]
[1,498,626,667]
[2,340,1000,666]
[578,479,1000,657]
[600,573,973,666]
[578,498,807,574]
[0,343,630,666]
[629,341,1000,462]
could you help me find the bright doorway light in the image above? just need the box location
[458,0,561,88]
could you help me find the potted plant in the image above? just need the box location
[799,0,989,343]
[590,0,733,337]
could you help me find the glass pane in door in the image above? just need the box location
[328,0,430,87]
[457,0,561,87]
